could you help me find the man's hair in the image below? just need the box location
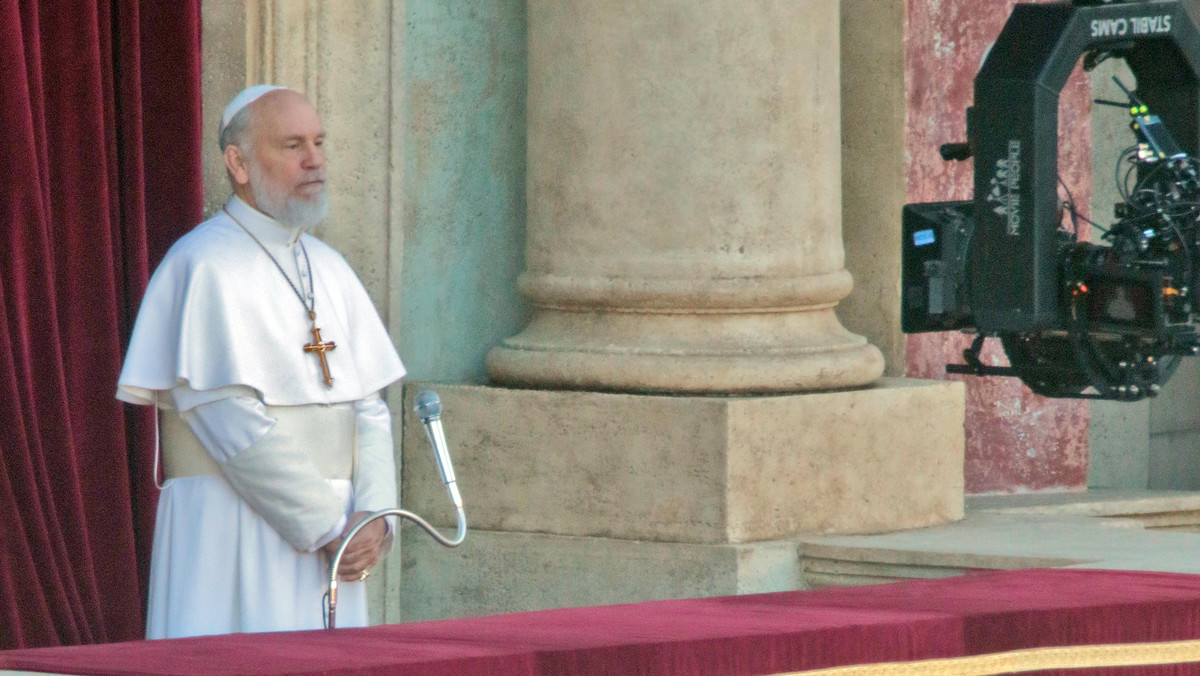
[219,105,255,154]
[220,106,255,187]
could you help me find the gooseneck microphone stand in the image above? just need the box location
[325,390,467,629]
[325,505,466,629]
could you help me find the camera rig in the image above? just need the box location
[903,0,1200,400]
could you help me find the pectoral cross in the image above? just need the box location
[304,312,337,387]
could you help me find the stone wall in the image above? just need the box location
[396,2,530,385]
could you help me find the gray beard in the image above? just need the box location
[248,163,330,230]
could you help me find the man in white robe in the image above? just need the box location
[117,86,405,639]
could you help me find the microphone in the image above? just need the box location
[413,390,462,509]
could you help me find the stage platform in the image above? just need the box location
[5,569,1200,675]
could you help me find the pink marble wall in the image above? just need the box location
[904,0,1093,493]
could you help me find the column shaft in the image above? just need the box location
[488,0,883,392]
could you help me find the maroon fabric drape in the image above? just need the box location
[0,0,203,649]
[3,569,1200,675]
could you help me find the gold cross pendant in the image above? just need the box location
[303,313,337,387]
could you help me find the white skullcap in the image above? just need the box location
[219,84,289,138]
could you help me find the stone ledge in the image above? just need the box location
[799,541,1082,589]
[968,489,1200,517]
[401,378,965,543]
[398,529,801,622]
[968,489,1200,534]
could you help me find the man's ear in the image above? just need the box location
[224,145,251,186]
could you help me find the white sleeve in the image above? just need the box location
[171,383,347,551]
[351,392,399,537]
[174,386,274,462]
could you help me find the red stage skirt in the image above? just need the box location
[4,569,1200,675]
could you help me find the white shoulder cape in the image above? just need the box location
[118,203,404,407]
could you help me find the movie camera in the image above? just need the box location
[903,0,1200,400]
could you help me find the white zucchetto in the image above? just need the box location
[219,84,289,139]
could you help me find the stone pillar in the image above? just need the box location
[403,0,965,623]
[486,0,884,392]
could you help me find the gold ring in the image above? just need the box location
[358,570,370,581]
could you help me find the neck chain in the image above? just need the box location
[224,207,315,315]
[224,207,338,387]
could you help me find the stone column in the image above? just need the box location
[403,0,964,623]
[486,0,884,392]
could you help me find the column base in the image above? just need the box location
[486,307,886,393]
[401,378,965,544]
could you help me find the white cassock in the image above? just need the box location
[117,195,405,639]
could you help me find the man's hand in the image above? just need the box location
[323,511,388,582]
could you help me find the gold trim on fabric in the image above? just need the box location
[775,639,1200,676]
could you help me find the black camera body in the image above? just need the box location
[903,0,1200,400]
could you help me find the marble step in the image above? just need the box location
[798,491,1200,589]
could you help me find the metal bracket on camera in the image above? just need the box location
[945,334,1019,378]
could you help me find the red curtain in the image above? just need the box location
[0,0,203,648]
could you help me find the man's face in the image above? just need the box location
[243,90,329,228]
